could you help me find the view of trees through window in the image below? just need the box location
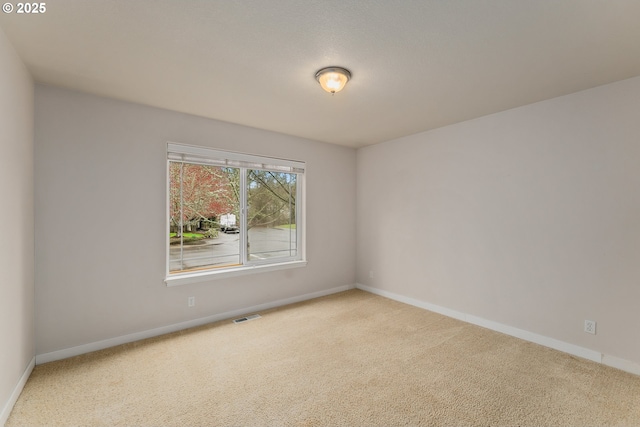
[169,161,298,273]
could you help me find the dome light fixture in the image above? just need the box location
[315,66,351,94]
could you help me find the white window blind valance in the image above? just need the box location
[167,142,305,173]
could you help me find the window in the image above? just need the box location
[166,143,305,284]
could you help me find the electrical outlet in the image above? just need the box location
[188,296,195,307]
[369,270,374,279]
[584,319,596,335]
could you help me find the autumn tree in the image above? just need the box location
[169,162,236,236]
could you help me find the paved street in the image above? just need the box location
[169,227,297,272]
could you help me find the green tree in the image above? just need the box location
[247,170,296,228]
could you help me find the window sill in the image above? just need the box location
[165,260,307,287]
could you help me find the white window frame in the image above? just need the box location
[165,143,306,286]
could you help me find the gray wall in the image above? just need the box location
[357,76,640,366]
[0,27,34,422]
[35,85,357,355]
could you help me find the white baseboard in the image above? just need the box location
[602,354,640,376]
[37,284,356,365]
[356,283,639,376]
[1,357,35,427]
[465,313,601,362]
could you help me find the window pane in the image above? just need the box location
[247,170,297,261]
[169,162,240,273]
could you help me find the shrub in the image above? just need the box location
[203,229,219,239]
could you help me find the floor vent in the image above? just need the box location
[233,314,261,324]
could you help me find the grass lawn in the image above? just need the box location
[169,232,206,245]
[276,224,297,229]
[169,232,204,239]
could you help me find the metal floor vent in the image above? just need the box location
[233,314,261,324]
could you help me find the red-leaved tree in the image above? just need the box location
[169,163,236,235]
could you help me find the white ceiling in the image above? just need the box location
[2,1,640,148]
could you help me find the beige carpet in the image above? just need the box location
[8,289,640,426]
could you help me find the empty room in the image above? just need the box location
[1,1,640,426]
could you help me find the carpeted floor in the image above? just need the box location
[8,289,640,426]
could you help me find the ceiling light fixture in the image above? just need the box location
[315,66,351,94]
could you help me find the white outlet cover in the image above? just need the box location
[584,320,596,334]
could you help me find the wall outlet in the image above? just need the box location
[369,270,374,279]
[188,296,195,307]
[584,319,596,335]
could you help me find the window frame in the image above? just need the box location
[165,143,306,286]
